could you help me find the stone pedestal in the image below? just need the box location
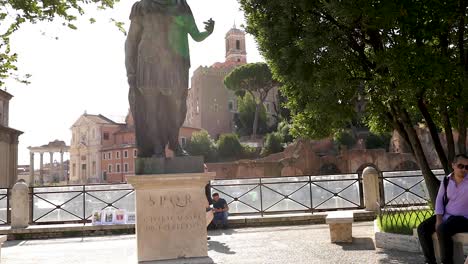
[127,172,215,263]
[328,223,353,243]
[11,180,29,229]
[326,211,353,243]
[362,167,380,211]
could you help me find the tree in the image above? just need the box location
[224,62,278,139]
[240,0,468,203]
[185,130,217,162]
[0,0,123,86]
[234,92,268,136]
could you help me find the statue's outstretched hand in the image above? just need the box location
[204,18,215,34]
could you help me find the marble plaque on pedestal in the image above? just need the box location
[127,173,215,263]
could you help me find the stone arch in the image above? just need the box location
[356,163,380,175]
[393,160,419,171]
[319,163,341,175]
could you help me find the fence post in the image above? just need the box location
[11,180,30,228]
[362,167,380,211]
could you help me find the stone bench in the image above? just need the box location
[432,232,468,264]
[0,235,6,262]
[326,211,353,243]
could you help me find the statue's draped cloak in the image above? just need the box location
[126,0,194,156]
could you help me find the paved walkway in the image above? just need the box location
[2,222,424,264]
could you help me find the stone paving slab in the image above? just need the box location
[1,222,424,264]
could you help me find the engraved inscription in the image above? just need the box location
[148,194,192,208]
[142,213,204,232]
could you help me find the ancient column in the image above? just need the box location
[49,152,54,167]
[60,150,64,181]
[362,167,381,211]
[29,152,34,186]
[39,152,44,185]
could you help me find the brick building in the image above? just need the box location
[185,26,279,139]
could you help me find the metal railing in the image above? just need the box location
[30,184,135,224]
[210,174,363,216]
[0,188,9,225]
[24,169,447,224]
[379,169,445,207]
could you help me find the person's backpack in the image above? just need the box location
[442,176,450,214]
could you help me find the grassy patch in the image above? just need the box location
[377,209,432,235]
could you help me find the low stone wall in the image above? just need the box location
[0,210,376,240]
[373,220,422,253]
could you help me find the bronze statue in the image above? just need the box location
[125,0,214,158]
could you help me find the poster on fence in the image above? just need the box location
[92,210,102,225]
[114,209,126,225]
[126,212,136,224]
[91,208,132,225]
[102,209,115,225]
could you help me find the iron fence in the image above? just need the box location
[377,198,433,235]
[30,184,135,224]
[379,169,445,207]
[0,188,9,225]
[210,174,363,216]
[25,169,447,224]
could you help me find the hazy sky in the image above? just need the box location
[5,0,264,165]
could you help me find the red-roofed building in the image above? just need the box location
[71,111,200,184]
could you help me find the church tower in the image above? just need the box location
[225,24,247,63]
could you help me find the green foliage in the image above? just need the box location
[334,131,356,149]
[365,133,391,150]
[277,121,294,144]
[378,210,433,235]
[224,62,278,137]
[240,0,468,202]
[241,144,259,159]
[186,130,217,162]
[217,133,243,160]
[235,93,268,136]
[0,0,123,87]
[261,132,284,156]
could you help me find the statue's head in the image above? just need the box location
[152,0,186,5]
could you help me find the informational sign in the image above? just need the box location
[91,208,132,225]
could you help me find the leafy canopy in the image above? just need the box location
[240,0,468,203]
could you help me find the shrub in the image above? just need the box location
[185,130,217,162]
[217,133,243,159]
[261,132,284,156]
[241,144,259,159]
[278,121,294,144]
[334,130,356,149]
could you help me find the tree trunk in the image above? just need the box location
[252,103,260,140]
[417,98,450,174]
[442,108,456,164]
[457,107,467,155]
[398,107,440,204]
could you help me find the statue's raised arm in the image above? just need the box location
[124,0,215,159]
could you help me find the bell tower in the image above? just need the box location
[225,23,247,63]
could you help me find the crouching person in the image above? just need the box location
[212,193,229,229]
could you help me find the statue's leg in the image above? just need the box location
[149,92,167,158]
[132,88,154,158]
[168,91,188,156]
